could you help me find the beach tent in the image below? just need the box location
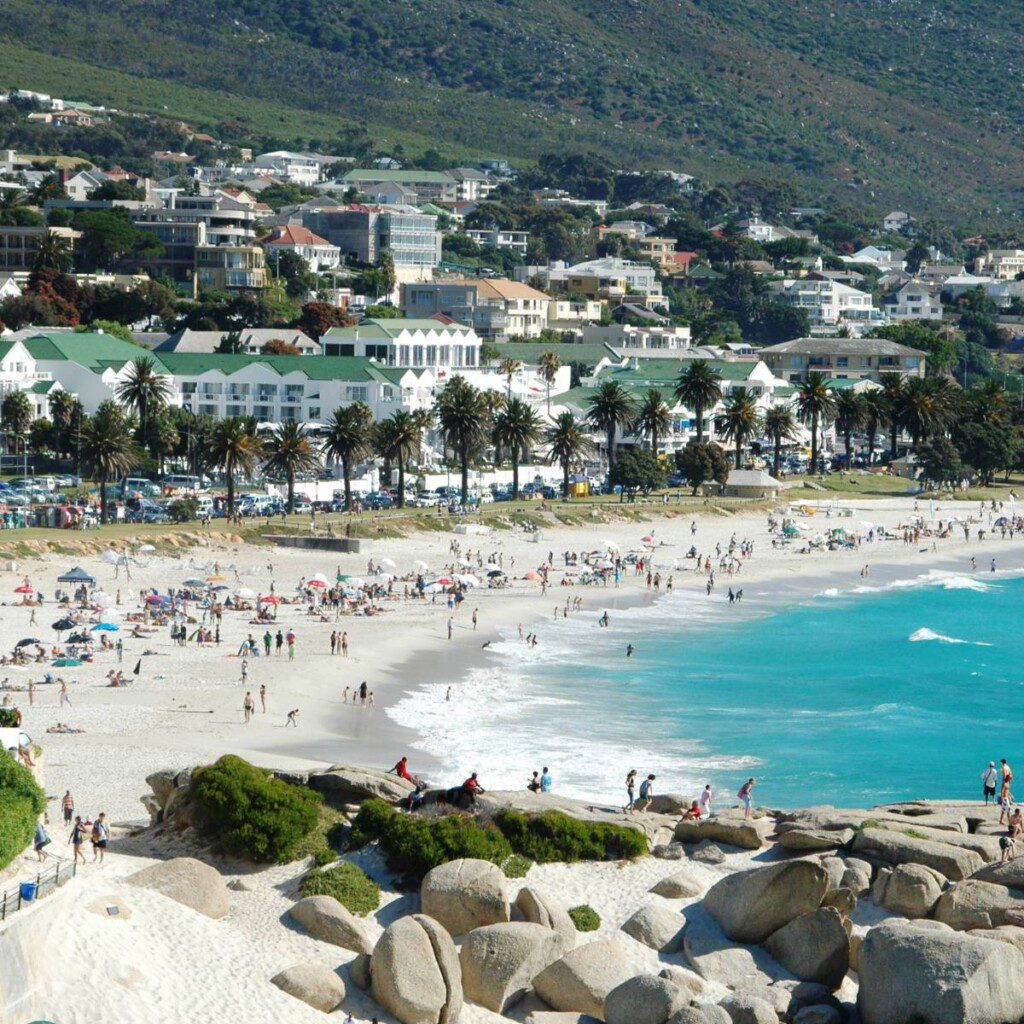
[379,558,397,569]
[15,637,38,647]
[51,617,76,632]
[58,567,96,586]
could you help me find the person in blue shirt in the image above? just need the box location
[540,767,552,793]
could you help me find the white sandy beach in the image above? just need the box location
[6,492,1024,830]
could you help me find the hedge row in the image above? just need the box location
[0,752,46,871]
[349,799,647,881]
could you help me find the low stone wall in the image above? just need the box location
[266,535,363,553]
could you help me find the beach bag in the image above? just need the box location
[737,787,748,800]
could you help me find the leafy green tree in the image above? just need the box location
[796,372,837,473]
[262,420,321,513]
[862,389,889,465]
[898,376,956,447]
[321,402,374,510]
[373,411,422,507]
[0,390,32,453]
[435,377,489,505]
[632,389,672,455]
[872,323,956,376]
[144,406,180,473]
[545,411,592,498]
[919,436,964,488]
[115,356,172,441]
[763,405,797,477]
[49,388,77,458]
[717,386,760,468]
[956,421,1020,485]
[81,403,139,523]
[89,179,146,201]
[586,381,636,470]
[610,448,665,499]
[210,417,262,519]
[674,360,722,443]
[675,440,730,494]
[833,390,867,467]
[494,398,543,499]
[881,375,907,458]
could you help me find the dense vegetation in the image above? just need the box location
[568,905,601,932]
[0,752,46,871]
[2,1,1024,218]
[349,798,647,882]
[191,755,322,864]
[300,861,381,916]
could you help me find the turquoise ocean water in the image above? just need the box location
[389,568,1023,808]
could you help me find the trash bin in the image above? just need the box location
[19,882,37,902]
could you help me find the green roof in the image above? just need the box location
[156,352,414,383]
[30,379,58,394]
[489,342,619,367]
[22,332,151,372]
[322,318,475,341]
[594,360,756,385]
[551,383,680,412]
[342,169,453,184]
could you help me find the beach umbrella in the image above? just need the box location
[414,560,430,572]
[259,595,281,605]
[15,637,39,647]
[53,657,82,667]
[486,569,504,578]
[377,572,395,582]
[436,576,453,586]
[345,577,365,589]
[457,574,479,587]
[183,577,205,587]
[307,579,327,588]
[52,617,76,632]
[642,534,655,544]
[146,594,169,605]
[595,559,615,570]
[380,558,397,569]
[100,550,121,565]
[68,632,91,644]
[423,583,445,594]
[91,622,119,631]
[57,566,96,585]
[601,539,620,550]
[457,557,474,568]
[14,584,33,594]
[207,573,226,582]
[235,587,256,599]
[309,572,328,585]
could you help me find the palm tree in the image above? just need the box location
[898,376,956,448]
[833,390,867,468]
[494,397,543,499]
[32,229,72,274]
[674,360,723,443]
[49,389,77,459]
[880,375,906,459]
[262,420,321,514]
[796,371,837,475]
[633,389,672,455]
[80,404,138,524]
[321,402,374,511]
[498,357,521,399]
[586,381,636,471]
[538,351,561,414]
[435,377,489,505]
[374,411,422,507]
[862,388,889,467]
[0,390,32,454]
[114,356,172,442]
[763,405,797,478]
[718,387,760,469]
[481,389,507,468]
[545,411,592,499]
[210,417,261,520]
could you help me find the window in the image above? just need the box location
[412,346,424,365]
[836,357,848,367]
[426,345,437,365]
[307,406,320,420]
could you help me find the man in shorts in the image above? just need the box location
[635,774,656,812]
[983,761,999,804]
[91,812,109,863]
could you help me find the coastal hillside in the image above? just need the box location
[1,0,1023,219]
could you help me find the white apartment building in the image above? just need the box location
[769,278,881,326]
[465,227,529,256]
[974,250,1024,282]
[252,151,323,186]
[320,318,482,373]
[580,323,693,356]
[883,282,943,321]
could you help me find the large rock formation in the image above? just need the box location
[622,901,685,952]
[421,858,510,936]
[370,914,463,1024]
[873,863,946,918]
[857,919,1024,1024]
[852,828,984,881]
[128,857,229,920]
[459,921,563,1013]
[651,868,705,899]
[515,886,577,952]
[931,879,1024,931]
[603,974,690,1024]
[288,894,373,954]
[704,860,829,944]
[306,763,415,804]
[763,907,849,989]
[674,819,769,851]
[777,828,853,852]
[534,939,635,1018]
[270,962,346,1013]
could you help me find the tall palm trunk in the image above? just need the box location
[226,466,235,522]
[695,403,704,443]
[890,422,898,460]
[735,437,742,469]
[772,437,782,478]
[99,478,108,525]
[287,470,295,514]
[342,457,352,511]
[607,427,616,469]
[867,418,877,466]
[459,443,469,505]
[810,416,819,475]
[844,428,853,468]
[562,459,571,499]
[512,453,521,501]
[651,428,658,455]
[397,461,406,508]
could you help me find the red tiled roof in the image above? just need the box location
[258,225,335,247]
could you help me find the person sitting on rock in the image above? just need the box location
[680,800,703,821]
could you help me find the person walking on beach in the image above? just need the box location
[359,681,368,706]
[62,789,74,826]
[341,632,348,657]
[275,630,284,656]
[983,761,999,804]
[286,708,299,727]
[1000,760,1015,823]
[286,630,296,660]
[243,691,255,723]
[69,815,87,864]
[260,684,267,713]
[330,630,337,655]
[624,769,637,811]
[263,630,271,657]
[59,678,71,708]
[472,608,478,630]
[738,778,756,818]
[699,784,713,818]
[91,812,109,863]
[635,774,656,812]
[447,617,453,640]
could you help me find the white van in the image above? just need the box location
[195,496,215,517]
[0,727,32,754]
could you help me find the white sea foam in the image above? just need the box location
[909,627,992,646]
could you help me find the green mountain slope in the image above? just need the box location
[1,0,1021,221]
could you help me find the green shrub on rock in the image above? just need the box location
[300,861,381,916]
[569,904,601,931]
[0,752,46,871]
[191,755,321,864]
[0,708,19,728]
[493,809,648,863]
[502,853,533,878]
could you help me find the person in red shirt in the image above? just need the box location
[681,800,702,821]
[394,757,412,781]
[462,772,486,805]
